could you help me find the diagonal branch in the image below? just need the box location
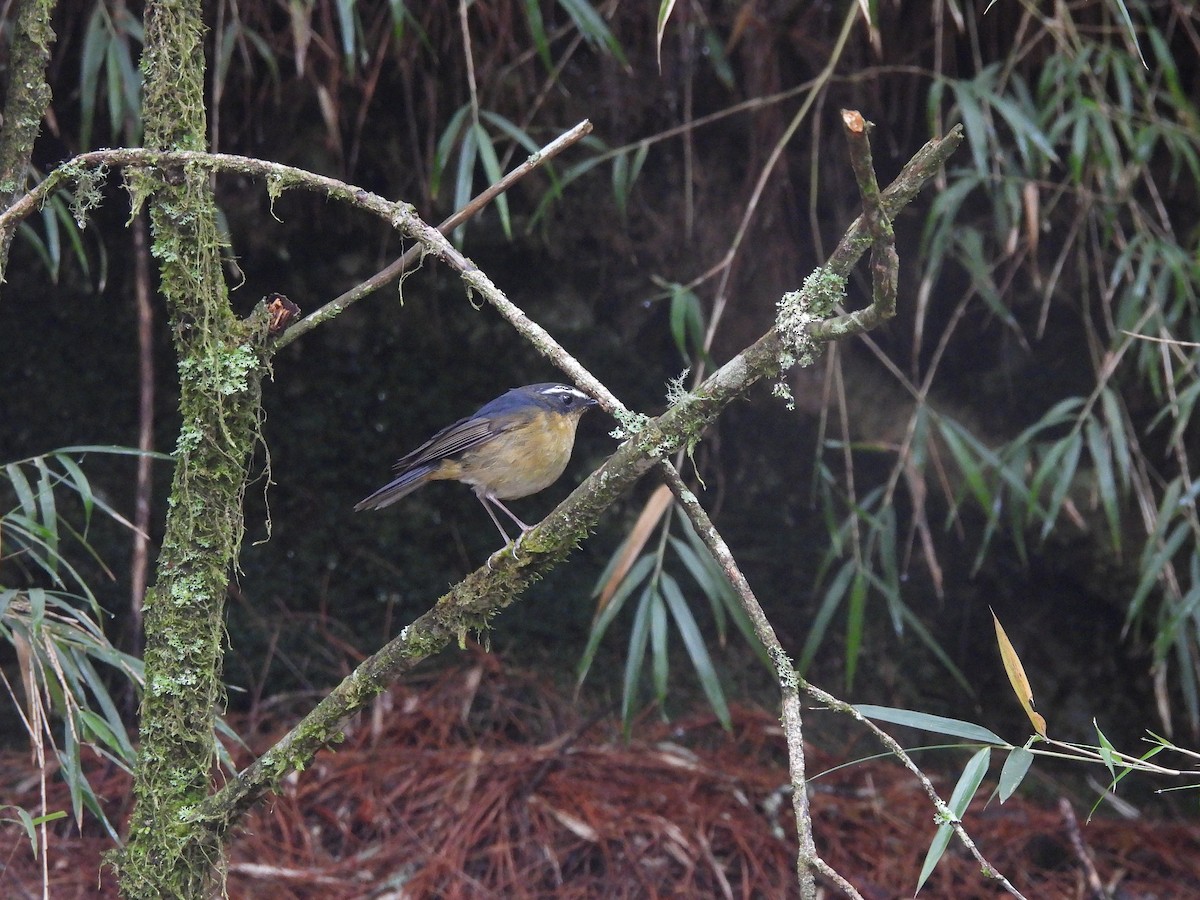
[276,119,593,347]
[659,463,862,900]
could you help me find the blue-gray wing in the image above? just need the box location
[393,411,521,471]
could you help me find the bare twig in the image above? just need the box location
[1059,798,1108,899]
[129,210,154,658]
[276,119,593,347]
[660,465,862,900]
[807,682,1029,899]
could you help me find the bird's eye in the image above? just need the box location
[561,395,575,407]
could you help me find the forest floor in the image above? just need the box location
[2,656,1197,899]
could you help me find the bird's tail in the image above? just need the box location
[354,465,437,511]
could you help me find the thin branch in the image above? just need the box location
[805,682,1029,899]
[276,119,593,347]
[660,464,862,900]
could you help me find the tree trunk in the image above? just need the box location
[112,1,269,894]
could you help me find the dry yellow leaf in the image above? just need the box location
[992,608,1048,738]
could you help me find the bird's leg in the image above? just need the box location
[488,496,534,533]
[478,494,537,564]
[478,496,516,546]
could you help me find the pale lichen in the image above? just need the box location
[772,268,843,406]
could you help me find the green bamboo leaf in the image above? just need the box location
[1084,418,1121,553]
[556,0,628,66]
[431,104,472,198]
[669,535,726,641]
[661,572,730,729]
[917,747,990,893]
[452,125,479,244]
[668,285,701,365]
[578,554,656,686]
[672,522,769,667]
[1099,387,1132,491]
[1110,0,1147,67]
[699,21,734,89]
[1094,719,1118,783]
[40,200,63,278]
[1129,519,1189,625]
[844,571,867,689]
[521,0,553,71]
[934,417,992,512]
[49,193,92,277]
[621,584,656,726]
[6,462,37,517]
[1032,433,1081,539]
[59,726,84,828]
[34,457,60,567]
[473,122,511,238]
[998,746,1035,802]
[478,110,544,156]
[855,705,1005,744]
[0,806,42,854]
[655,0,676,71]
[952,79,991,176]
[989,90,1060,164]
[54,454,94,523]
[80,5,110,147]
[649,586,669,705]
[799,558,856,672]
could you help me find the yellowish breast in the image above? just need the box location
[459,411,582,500]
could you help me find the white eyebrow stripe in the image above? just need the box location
[540,385,588,398]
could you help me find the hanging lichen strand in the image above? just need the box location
[114,1,270,895]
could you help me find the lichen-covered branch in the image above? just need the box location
[810,123,962,341]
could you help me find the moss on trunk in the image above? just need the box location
[112,1,271,894]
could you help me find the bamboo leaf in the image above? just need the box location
[844,571,867,689]
[650,586,669,705]
[556,0,628,66]
[917,747,991,893]
[998,746,1035,802]
[620,584,655,726]
[473,122,511,239]
[578,554,656,686]
[1040,431,1083,540]
[1084,417,1122,553]
[855,705,1005,744]
[521,0,553,71]
[799,558,856,672]
[655,0,677,71]
[992,610,1047,737]
[661,573,731,729]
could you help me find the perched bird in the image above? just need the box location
[355,383,598,544]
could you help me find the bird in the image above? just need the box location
[355,383,599,545]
